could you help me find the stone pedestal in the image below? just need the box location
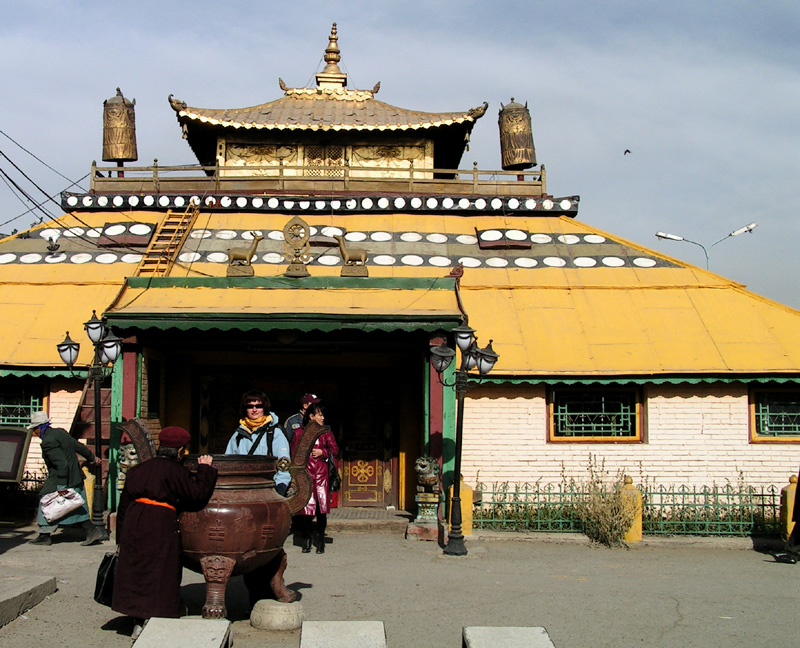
[406,493,440,541]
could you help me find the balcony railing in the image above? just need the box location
[89,160,547,197]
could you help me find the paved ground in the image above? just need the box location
[0,522,796,648]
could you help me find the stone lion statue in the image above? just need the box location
[414,456,441,493]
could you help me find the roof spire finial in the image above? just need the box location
[316,22,347,89]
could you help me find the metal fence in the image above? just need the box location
[473,481,781,537]
[0,471,45,523]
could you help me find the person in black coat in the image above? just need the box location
[112,426,217,638]
[27,410,103,546]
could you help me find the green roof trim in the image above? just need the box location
[124,276,457,290]
[479,375,800,386]
[0,368,74,378]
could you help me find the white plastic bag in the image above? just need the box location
[40,488,85,523]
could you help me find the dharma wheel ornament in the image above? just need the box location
[102,88,138,163]
[498,98,536,171]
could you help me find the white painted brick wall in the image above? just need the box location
[461,384,798,489]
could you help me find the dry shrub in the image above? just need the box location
[574,456,635,548]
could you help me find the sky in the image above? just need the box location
[2,1,799,307]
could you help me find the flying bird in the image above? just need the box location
[624,149,631,155]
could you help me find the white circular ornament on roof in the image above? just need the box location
[345,199,357,210]
[530,234,552,244]
[321,227,343,237]
[299,200,310,210]
[633,257,657,268]
[70,253,92,264]
[267,231,284,241]
[514,257,538,268]
[189,196,200,206]
[560,199,572,210]
[129,224,151,235]
[525,199,536,209]
[377,197,389,209]
[317,255,340,266]
[442,197,454,209]
[506,229,527,241]
[40,229,60,240]
[242,231,263,240]
[474,198,487,209]
[480,230,503,241]
[584,234,606,244]
[543,257,566,267]
[542,199,554,210]
[45,253,66,263]
[330,200,341,210]
[220,196,232,208]
[252,197,264,208]
[370,231,392,242]
[602,257,625,267]
[98,196,109,207]
[63,228,84,237]
[456,234,478,245]
[20,253,42,264]
[174,196,186,208]
[458,257,481,268]
[263,253,283,264]
[207,252,228,263]
[315,200,326,210]
[66,196,78,206]
[373,255,396,265]
[426,233,448,244]
[574,257,597,267]
[144,195,156,206]
[159,196,171,207]
[191,230,213,239]
[96,253,118,264]
[508,198,520,210]
[459,198,471,209]
[105,224,126,236]
[82,196,93,207]
[235,197,247,208]
[345,232,367,242]
[491,198,503,209]
[267,198,279,209]
[401,254,424,266]
[485,257,509,267]
[400,232,422,242]
[426,198,438,209]
[87,229,102,238]
[121,254,143,264]
[128,196,140,207]
[558,235,581,245]
[0,253,16,264]
[179,252,201,263]
[394,197,406,209]
[410,197,422,209]
[429,256,452,267]
[361,198,373,210]
[283,200,295,209]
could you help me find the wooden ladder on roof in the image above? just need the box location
[134,203,200,277]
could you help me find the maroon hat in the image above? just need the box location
[159,426,191,448]
[301,393,321,407]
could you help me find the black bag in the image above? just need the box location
[94,550,118,607]
[326,456,341,493]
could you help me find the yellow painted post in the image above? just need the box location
[82,466,95,516]
[622,476,642,543]
[780,475,797,541]
[448,477,473,536]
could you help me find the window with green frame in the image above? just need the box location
[549,387,642,442]
[0,383,43,426]
[751,389,800,441]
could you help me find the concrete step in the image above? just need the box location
[301,620,386,648]
[463,627,556,648]
[134,617,232,648]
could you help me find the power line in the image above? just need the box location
[0,129,84,188]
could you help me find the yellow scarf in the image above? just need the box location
[239,414,273,433]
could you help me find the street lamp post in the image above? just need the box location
[430,322,499,556]
[56,310,122,540]
[655,223,757,270]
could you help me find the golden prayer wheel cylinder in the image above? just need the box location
[102,88,138,162]
[498,98,536,170]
